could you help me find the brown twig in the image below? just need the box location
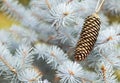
[101,65,107,83]
[0,56,17,74]
[45,0,51,9]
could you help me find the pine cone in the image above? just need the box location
[74,13,101,61]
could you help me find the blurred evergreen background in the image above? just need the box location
[0,0,120,83]
[0,0,30,29]
[0,0,120,30]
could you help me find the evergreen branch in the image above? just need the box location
[14,44,35,69]
[96,62,117,83]
[17,67,42,82]
[0,56,16,74]
[0,0,39,28]
[0,0,24,20]
[9,25,38,45]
